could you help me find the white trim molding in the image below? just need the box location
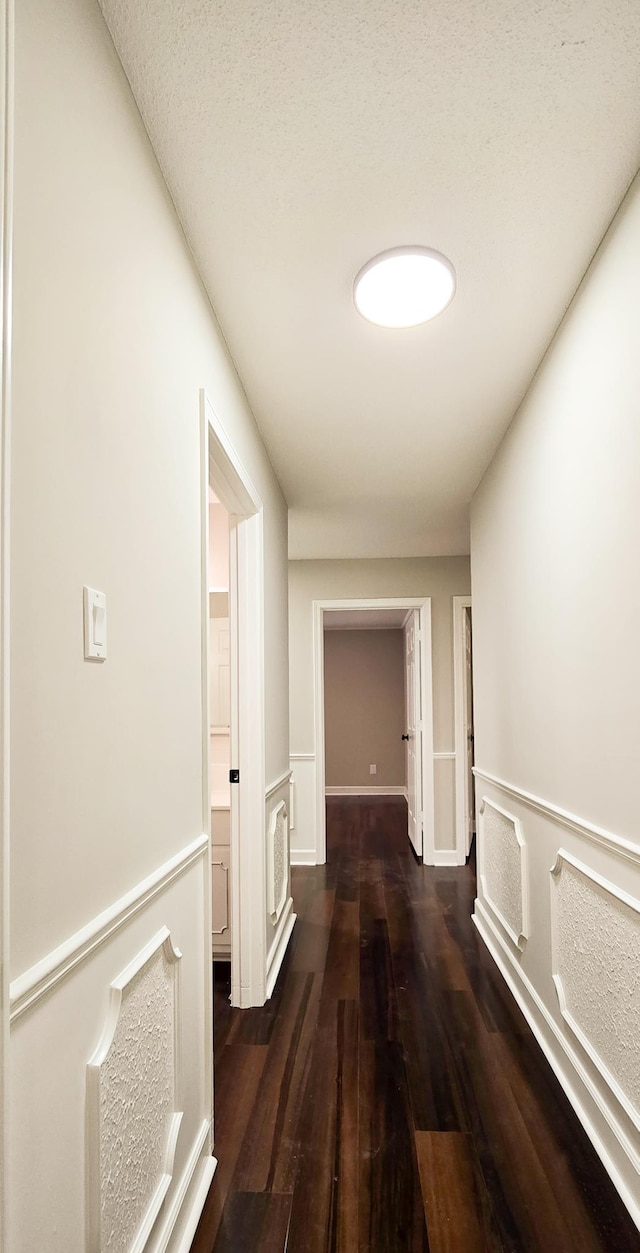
[290,849,317,866]
[473,767,640,864]
[86,928,183,1253]
[10,834,208,1022]
[433,751,456,760]
[289,752,315,761]
[550,849,640,1135]
[266,895,296,999]
[266,767,292,800]
[478,796,529,951]
[0,2,13,1246]
[267,799,289,925]
[312,598,435,866]
[433,849,460,866]
[152,1119,215,1253]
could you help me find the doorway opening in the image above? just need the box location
[208,489,231,969]
[201,390,267,1018]
[453,596,475,864]
[312,598,434,864]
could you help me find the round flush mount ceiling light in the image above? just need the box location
[353,246,456,328]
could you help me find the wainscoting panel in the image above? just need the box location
[551,851,640,1132]
[87,929,183,1253]
[265,773,296,998]
[473,769,640,1229]
[8,842,215,1253]
[479,796,529,950]
[268,799,288,925]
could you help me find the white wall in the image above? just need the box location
[8,0,290,1248]
[471,172,640,1225]
[289,557,471,861]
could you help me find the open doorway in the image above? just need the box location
[312,598,434,863]
[323,620,406,795]
[208,490,231,966]
[201,391,267,1013]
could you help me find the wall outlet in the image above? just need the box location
[369,764,377,775]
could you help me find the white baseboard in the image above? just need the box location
[325,786,407,796]
[153,1119,216,1253]
[265,896,296,999]
[433,849,462,866]
[290,849,318,866]
[474,899,640,1229]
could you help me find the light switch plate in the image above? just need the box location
[84,586,107,660]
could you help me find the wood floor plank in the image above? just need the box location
[286,999,341,1252]
[415,1131,491,1253]
[211,1192,292,1253]
[364,1041,430,1251]
[234,972,322,1193]
[189,1043,267,1252]
[319,899,359,1002]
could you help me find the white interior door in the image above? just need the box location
[404,610,423,857]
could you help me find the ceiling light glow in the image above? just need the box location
[354,246,456,328]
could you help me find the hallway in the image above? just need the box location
[192,798,640,1252]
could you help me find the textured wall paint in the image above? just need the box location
[480,800,526,946]
[553,858,640,1122]
[268,801,288,924]
[97,946,176,1252]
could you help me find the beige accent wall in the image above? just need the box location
[324,630,405,788]
[470,172,640,1218]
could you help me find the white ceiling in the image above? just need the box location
[100,0,640,558]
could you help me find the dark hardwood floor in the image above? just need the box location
[191,797,640,1252]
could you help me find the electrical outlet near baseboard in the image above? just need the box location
[369,764,377,775]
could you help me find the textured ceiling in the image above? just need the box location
[100,0,640,558]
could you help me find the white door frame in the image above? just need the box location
[201,391,266,1011]
[312,597,435,864]
[0,2,13,1246]
[453,595,473,865]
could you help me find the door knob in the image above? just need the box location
[401,733,410,741]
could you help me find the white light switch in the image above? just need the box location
[84,587,107,660]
